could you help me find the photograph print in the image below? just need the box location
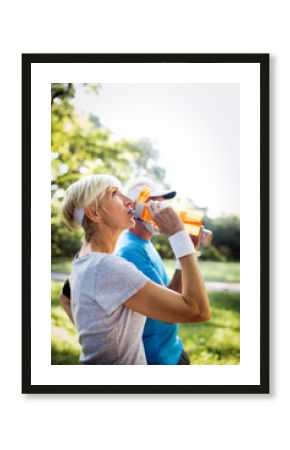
[22,53,269,394]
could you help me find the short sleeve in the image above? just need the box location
[94,255,149,315]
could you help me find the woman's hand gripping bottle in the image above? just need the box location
[135,186,213,246]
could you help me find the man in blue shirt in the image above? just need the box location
[116,178,191,365]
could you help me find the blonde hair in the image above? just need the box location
[62,174,121,239]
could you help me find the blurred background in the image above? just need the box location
[51,82,240,365]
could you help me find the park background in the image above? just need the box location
[51,82,240,365]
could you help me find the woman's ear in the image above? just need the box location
[84,207,101,224]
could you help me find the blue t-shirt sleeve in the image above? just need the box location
[117,247,163,286]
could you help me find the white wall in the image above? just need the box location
[0,1,286,449]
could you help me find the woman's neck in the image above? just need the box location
[80,227,121,255]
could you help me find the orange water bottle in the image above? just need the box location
[135,186,213,246]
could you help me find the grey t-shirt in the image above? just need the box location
[70,252,149,364]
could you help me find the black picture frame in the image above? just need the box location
[22,53,269,394]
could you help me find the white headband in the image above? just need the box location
[73,207,85,226]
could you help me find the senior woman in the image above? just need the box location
[62,174,211,365]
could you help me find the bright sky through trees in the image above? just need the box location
[73,83,240,218]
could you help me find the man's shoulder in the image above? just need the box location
[117,242,146,259]
[118,233,146,251]
[116,238,152,269]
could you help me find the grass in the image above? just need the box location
[51,281,81,364]
[52,257,240,282]
[163,259,240,282]
[51,281,240,365]
[179,292,240,364]
[198,261,240,283]
[51,257,73,274]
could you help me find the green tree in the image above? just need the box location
[202,215,240,261]
[51,83,168,257]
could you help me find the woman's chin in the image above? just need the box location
[122,214,135,229]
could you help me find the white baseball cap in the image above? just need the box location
[125,177,176,201]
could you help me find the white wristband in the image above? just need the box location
[169,230,195,259]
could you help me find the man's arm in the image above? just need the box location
[167,269,182,293]
[60,279,74,324]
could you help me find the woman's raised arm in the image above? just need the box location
[125,253,210,323]
[125,201,211,323]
